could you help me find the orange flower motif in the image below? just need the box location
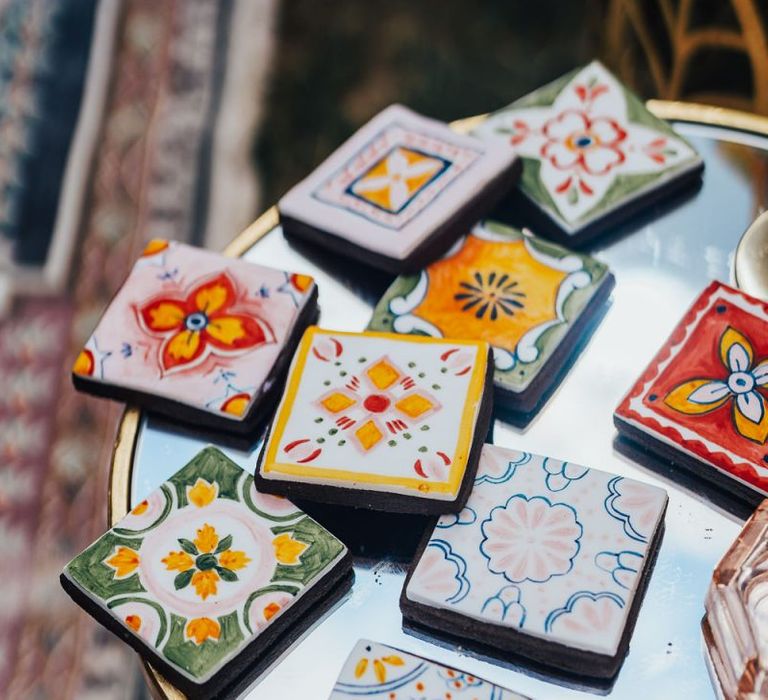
[354,652,404,683]
[125,615,142,632]
[138,272,271,373]
[220,392,251,417]
[290,273,314,293]
[163,523,250,599]
[272,533,308,565]
[263,602,281,621]
[73,349,95,377]
[141,238,169,257]
[162,551,194,572]
[131,500,149,516]
[185,617,221,645]
[105,546,140,579]
[187,478,217,508]
[191,570,219,600]
[194,523,219,553]
[218,549,251,571]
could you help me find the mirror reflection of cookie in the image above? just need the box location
[327,639,530,699]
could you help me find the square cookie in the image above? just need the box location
[60,447,351,699]
[615,281,768,504]
[472,60,703,245]
[72,239,318,434]
[368,219,614,413]
[278,104,520,273]
[328,639,529,699]
[255,327,494,514]
[400,444,668,678]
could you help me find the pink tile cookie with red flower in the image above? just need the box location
[473,61,703,245]
[615,281,768,504]
[255,327,494,514]
[72,240,318,434]
[400,444,668,679]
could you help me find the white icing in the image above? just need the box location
[406,444,668,657]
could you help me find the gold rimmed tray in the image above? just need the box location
[110,101,768,699]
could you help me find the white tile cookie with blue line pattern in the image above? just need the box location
[400,443,667,679]
[278,104,520,273]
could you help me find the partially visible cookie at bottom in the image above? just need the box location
[327,639,530,699]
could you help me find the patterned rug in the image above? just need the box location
[0,1,271,697]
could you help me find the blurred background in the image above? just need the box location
[1,0,766,697]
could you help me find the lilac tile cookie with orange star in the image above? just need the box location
[278,104,520,273]
[60,447,352,699]
[71,239,318,434]
[615,281,768,504]
[400,444,667,678]
[255,327,494,514]
[473,61,703,245]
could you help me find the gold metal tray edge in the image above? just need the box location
[106,99,768,700]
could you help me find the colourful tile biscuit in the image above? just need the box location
[255,327,494,514]
[278,104,520,273]
[60,447,351,699]
[368,220,614,413]
[400,444,667,678]
[72,240,318,434]
[615,281,768,503]
[328,639,529,699]
[472,60,703,245]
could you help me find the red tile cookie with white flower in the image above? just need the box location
[72,240,318,434]
[60,446,352,699]
[473,60,703,245]
[255,327,494,514]
[615,281,768,503]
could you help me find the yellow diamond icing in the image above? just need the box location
[395,393,434,418]
[321,391,356,413]
[366,359,400,389]
[355,420,383,450]
[353,148,442,212]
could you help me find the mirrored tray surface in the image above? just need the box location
[112,107,768,699]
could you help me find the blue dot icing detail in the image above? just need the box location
[185,312,208,331]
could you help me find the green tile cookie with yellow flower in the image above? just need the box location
[60,447,352,699]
